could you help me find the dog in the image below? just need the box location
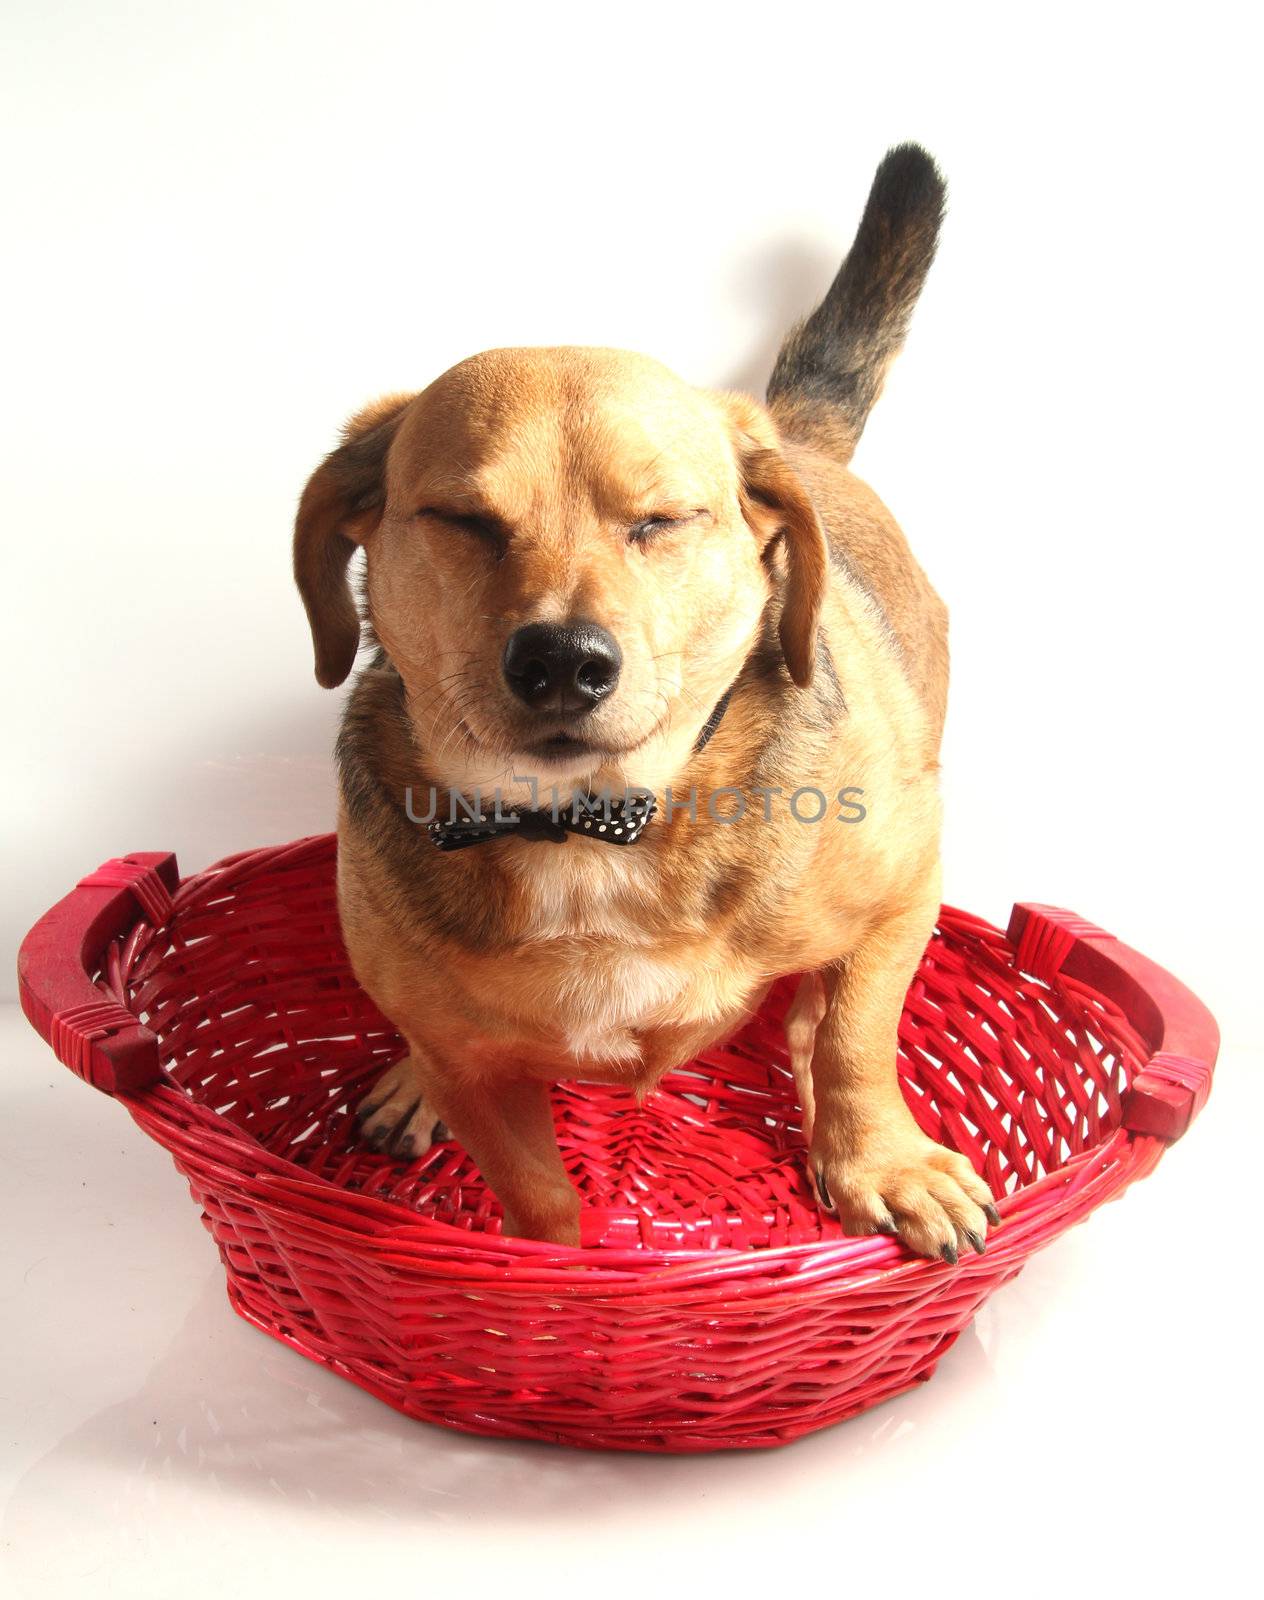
[293,144,998,1260]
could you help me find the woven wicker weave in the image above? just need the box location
[18,834,1218,1451]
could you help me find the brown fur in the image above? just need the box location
[292,150,996,1259]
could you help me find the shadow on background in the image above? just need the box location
[7,1268,999,1534]
[717,234,842,400]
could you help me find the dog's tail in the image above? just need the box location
[766,143,946,461]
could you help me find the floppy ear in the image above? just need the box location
[293,393,414,688]
[713,391,829,688]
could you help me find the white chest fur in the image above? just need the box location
[504,845,692,1064]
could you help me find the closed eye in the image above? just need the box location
[415,506,508,554]
[627,509,710,545]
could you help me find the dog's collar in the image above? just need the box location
[429,792,656,852]
[691,687,732,757]
[427,687,733,852]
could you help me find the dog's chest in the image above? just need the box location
[503,847,738,1065]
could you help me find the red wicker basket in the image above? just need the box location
[18,835,1217,1452]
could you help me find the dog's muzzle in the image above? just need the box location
[425,687,731,853]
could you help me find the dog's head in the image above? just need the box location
[294,348,826,791]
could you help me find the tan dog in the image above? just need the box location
[293,144,998,1259]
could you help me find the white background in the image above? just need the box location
[3,3,1261,1597]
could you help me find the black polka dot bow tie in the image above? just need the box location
[428,793,658,852]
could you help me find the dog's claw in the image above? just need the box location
[814,1166,836,1211]
[939,1241,959,1265]
[874,1217,899,1235]
[386,1099,422,1159]
[965,1229,986,1256]
[984,1202,1001,1227]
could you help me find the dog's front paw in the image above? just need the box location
[812,1130,999,1263]
[355,1056,447,1161]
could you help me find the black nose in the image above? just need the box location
[502,621,623,712]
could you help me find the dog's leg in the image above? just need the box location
[785,971,826,1144]
[356,1036,578,1241]
[809,889,997,1261]
[425,1074,581,1245]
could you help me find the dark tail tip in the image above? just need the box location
[767,143,947,457]
[867,142,948,237]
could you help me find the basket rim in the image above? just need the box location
[18,833,1219,1291]
[129,1087,1161,1294]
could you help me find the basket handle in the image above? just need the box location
[17,853,179,1095]
[1006,903,1219,1140]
